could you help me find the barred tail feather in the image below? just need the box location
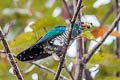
[17,42,52,62]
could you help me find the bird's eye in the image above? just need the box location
[87,26,90,29]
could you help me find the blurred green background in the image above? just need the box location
[0,0,120,80]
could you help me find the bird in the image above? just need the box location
[17,21,92,62]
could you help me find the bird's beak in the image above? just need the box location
[82,23,92,29]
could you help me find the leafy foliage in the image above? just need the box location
[82,30,96,41]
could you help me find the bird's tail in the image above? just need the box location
[17,42,52,62]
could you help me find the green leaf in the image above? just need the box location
[9,32,37,54]
[81,30,96,41]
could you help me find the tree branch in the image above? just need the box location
[84,69,93,80]
[84,13,120,64]
[100,5,113,26]
[43,26,48,33]
[62,0,72,19]
[114,0,120,77]
[73,0,84,80]
[114,0,120,58]
[30,62,68,80]
[74,37,84,80]
[0,27,24,80]
[53,0,82,80]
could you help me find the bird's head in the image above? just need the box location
[72,21,92,38]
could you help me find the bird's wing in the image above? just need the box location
[35,26,66,45]
[17,26,66,62]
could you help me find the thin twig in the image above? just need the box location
[24,60,41,74]
[100,5,113,26]
[84,38,88,54]
[31,62,68,80]
[114,0,120,77]
[43,26,48,33]
[114,0,120,58]
[85,69,93,80]
[62,0,72,18]
[53,0,83,80]
[64,64,74,80]
[84,13,120,64]
[0,27,24,80]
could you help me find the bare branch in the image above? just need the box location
[83,38,88,54]
[24,61,41,74]
[100,5,113,26]
[114,0,120,58]
[43,26,48,33]
[0,27,24,80]
[30,62,68,80]
[62,0,72,18]
[74,37,84,80]
[114,0,120,77]
[73,0,84,80]
[85,13,120,64]
[53,0,82,80]
[85,69,93,80]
